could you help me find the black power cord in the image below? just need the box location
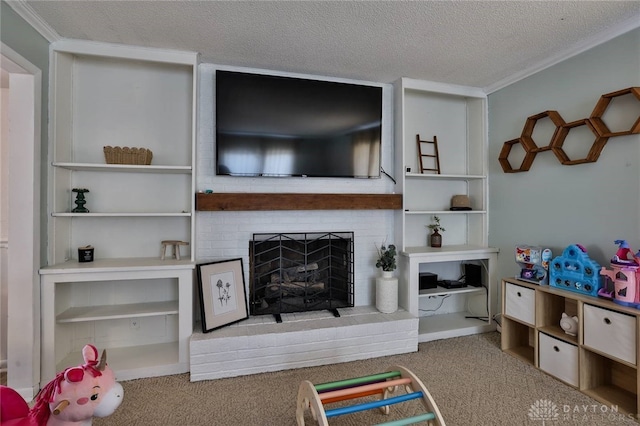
[380,167,396,184]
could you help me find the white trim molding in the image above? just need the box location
[1,41,42,402]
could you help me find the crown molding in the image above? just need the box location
[484,14,640,94]
[5,0,60,43]
[52,39,199,65]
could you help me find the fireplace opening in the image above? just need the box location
[249,232,354,319]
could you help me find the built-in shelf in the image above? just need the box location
[40,256,193,383]
[419,286,485,297]
[51,212,191,217]
[405,173,486,180]
[195,192,403,211]
[405,210,487,215]
[52,162,192,174]
[57,342,183,381]
[417,312,493,342]
[399,245,498,342]
[402,245,497,258]
[40,257,194,273]
[42,39,196,385]
[57,301,178,323]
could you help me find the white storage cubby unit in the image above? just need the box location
[393,78,497,341]
[40,40,198,382]
[502,278,640,416]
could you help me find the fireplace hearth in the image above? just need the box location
[249,232,354,320]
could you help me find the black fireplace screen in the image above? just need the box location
[249,232,354,316]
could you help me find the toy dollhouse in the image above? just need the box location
[600,240,640,308]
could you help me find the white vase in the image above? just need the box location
[376,270,398,313]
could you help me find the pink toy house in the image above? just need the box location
[600,264,640,307]
[600,240,640,308]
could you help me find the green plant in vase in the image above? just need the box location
[375,241,398,313]
[375,242,397,273]
[427,216,445,247]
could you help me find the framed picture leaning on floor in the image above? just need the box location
[196,258,248,333]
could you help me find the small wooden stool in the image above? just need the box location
[161,240,189,260]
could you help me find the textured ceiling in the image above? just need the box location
[18,0,640,90]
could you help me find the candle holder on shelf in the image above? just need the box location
[71,188,90,213]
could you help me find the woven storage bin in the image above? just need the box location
[103,146,153,165]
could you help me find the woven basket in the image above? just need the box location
[103,146,153,165]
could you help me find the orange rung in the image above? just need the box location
[321,388,383,405]
[319,377,411,403]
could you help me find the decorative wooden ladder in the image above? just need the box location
[416,135,441,174]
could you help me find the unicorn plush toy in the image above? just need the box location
[0,344,123,426]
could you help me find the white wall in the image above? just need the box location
[488,29,640,291]
[196,64,397,308]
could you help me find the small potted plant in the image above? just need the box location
[427,216,445,248]
[375,243,397,273]
[374,242,398,313]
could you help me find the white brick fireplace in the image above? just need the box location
[189,65,416,379]
[190,306,417,381]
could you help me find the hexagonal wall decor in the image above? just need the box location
[521,110,566,152]
[550,118,609,165]
[590,87,640,137]
[499,87,638,172]
[498,137,537,173]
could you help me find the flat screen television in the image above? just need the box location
[215,70,383,178]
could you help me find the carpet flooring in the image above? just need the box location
[85,332,637,425]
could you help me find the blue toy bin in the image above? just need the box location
[549,244,603,297]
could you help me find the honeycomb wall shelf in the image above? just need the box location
[498,137,537,173]
[551,118,609,166]
[590,87,640,137]
[499,87,640,173]
[521,110,566,153]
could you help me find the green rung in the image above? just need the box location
[314,371,402,392]
[374,412,437,426]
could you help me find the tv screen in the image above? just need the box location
[215,70,383,178]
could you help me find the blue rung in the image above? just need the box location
[374,412,437,426]
[324,391,423,418]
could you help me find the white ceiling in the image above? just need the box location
[12,0,640,92]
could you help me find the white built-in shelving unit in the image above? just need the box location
[39,40,198,382]
[393,78,498,342]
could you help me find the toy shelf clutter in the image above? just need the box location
[600,240,640,308]
[515,245,552,285]
[503,242,640,416]
[296,365,446,426]
[549,244,602,297]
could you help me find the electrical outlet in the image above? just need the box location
[129,318,140,330]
